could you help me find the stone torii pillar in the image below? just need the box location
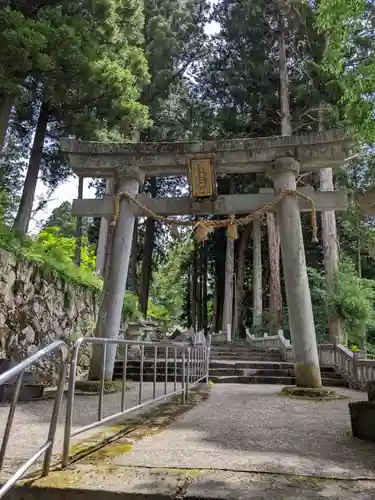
[89,166,144,381]
[270,157,322,388]
[96,178,115,276]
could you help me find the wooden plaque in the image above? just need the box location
[188,157,216,198]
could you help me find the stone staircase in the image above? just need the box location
[209,344,349,387]
[112,343,348,387]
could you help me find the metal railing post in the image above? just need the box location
[0,341,69,498]
[139,345,144,404]
[63,337,84,468]
[186,347,191,398]
[98,343,107,421]
[165,346,168,395]
[153,345,157,400]
[182,352,186,404]
[121,344,128,412]
[42,355,67,476]
[0,371,25,470]
[206,346,210,383]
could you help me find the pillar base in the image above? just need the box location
[294,362,322,388]
[280,386,345,400]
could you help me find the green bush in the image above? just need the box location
[147,300,172,325]
[122,291,139,321]
[328,259,375,345]
[278,263,375,347]
[0,223,102,289]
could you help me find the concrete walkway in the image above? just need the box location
[114,384,375,480]
[0,381,180,473]
[3,383,375,498]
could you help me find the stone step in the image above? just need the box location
[210,361,295,369]
[210,350,282,356]
[210,356,283,362]
[0,383,45,403]
[319,371,343,379]
[113,359,347,386]
[210,349,280,355]
[322,377,349,387]
[209,375,349,387]
[209,368,291,377]
[114,373,192,382]
[320,365,335,372]
[210,375,295,385]
[210,367,346,380]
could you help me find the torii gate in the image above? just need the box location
[61,130,350,388]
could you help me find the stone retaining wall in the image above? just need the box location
[0,249,99,364]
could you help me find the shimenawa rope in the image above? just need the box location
[110,189,318,243]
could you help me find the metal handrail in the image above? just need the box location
[62,337,210,467]
[0,340,69,499]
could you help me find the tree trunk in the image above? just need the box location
[197,246,203,331]
[191,252,198,331]
[127,219,138,293]
[267,212,282,331]
[201,242,208,330]
[222,178,235,341]
[319,106,343,342]
[276,10,322,388]
[13,101,49,235]
[186,264,192,328]
[222,238,235,340]
[270,11,290,332]
[252,218,263,331]
[139,177,157,317]
[212,283,218,332]
[75,176,84,267]
[234,225,251,337]
[213,236,225,333]
[0,94,13,152]
[279,15,292,136]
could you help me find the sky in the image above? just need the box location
[30,175,94,233]
[29,8,220,234]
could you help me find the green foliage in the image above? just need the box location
[150,240,193,321]
[317,0,375,142]
[0,223,101,289]
[122,291,139,322]
[36,226,96,271]
[308,267,329,342]
[1,0,150,134]
[147,301,172,326]
[1,0,151,238]
[329,259,375,345]
[280,263,375,346]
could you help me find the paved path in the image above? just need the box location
[19,464,375,500]
[3,383,375,498]
[0,381,180,472]
[114,384,375,479]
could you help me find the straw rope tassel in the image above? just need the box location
[226,215,238,240]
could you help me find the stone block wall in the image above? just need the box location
[0,249,99,362]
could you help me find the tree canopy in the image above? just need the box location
[1,0,375,353]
